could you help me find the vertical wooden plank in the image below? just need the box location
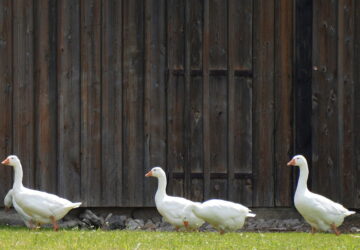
[167,0,185,71]
[189,0,203,70]
[338,0,355,208]
[13,0,34,188]
[354,0,360,209]
[101,0,123,206]
[123,0,145,206]
[209,75,227,198]
[230,77,253,205]
[0,0,13,200]
[183,0,192,199]
[144,0,166,206]
[228,0,253,203]
[312,0,339,200]
[253,0,275,207]
[189,77,203,172]
[209,0,227,69]
[80,0,102,206]
[232,0,252,71]
[209,0,228,200]
[227,0,235,202]
[167,0,185,195]
[228,0,253,204]
[189,1,203,202]
[203,0,211,200]
[34,0,57,193]
[294,0,312,193]
[209,75,227,199]
[167,75,185,195]
[57,0,81,201]
[274,0,293,207]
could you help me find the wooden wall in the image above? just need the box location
[0,0,359,208]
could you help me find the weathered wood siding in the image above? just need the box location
[0,0,359,208]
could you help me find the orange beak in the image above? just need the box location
[145,170,153,177]
[287,159,296,166]
[1,158,9,165]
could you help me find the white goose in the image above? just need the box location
[183,199,255,234]
[145,166,204,231]
[2,155,82,230]
[287,155,355,235]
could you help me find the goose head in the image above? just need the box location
[145,166,166,178]
[287,155,307,168]
[1,155,20,166]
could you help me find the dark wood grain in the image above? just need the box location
[274,0,293,207]
[80,0,102,206]
[167,0,185,196]
[167,0,185,70]
[202,0,211,200]
[122,0,145,206]
[228,0,253,202]
[229,77,253,203]
[353,0,360,208]
[188,0,203,201]
[167,75,185,196]
[0,0,13,199]
[13,0,35,188]
[189,76,203,174]
[253,0,275,207]
[312,0,339,200]
[209,75,227,175]
[57,0,81,201]
[231,0,252,71]
[101,0,123,206]
[338,0,355,208]
[189,0,203,70]
[209,0,227,69]
[34,0,58,193]
[0,0,358,209]
[144,0,166,205]
[294,0,312,194]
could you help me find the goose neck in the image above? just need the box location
[296,163,309,193]
[155,174,167,202]
[12,162,24,190]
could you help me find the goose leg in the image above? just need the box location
[219,230,225,235]
[331,223,340,236]
[175,226,180,232]
[28,220,35,230]
[183,221,190,231]
[311,227,317,234]
[50,216,59,231]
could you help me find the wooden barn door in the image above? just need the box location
[165,0,294,208]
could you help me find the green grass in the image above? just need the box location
[0,227,359,250]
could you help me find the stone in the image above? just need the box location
[79,209,103,229]
[143,220,156,231]
[125,218,144,230]
[59,219,82,229]
[105,215,127,230]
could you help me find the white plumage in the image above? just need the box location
[2,155,81,230]
[184,199,255,234]
[145,166,204,230]
[288,155,355,235]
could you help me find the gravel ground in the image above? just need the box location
[1,208,359,233]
